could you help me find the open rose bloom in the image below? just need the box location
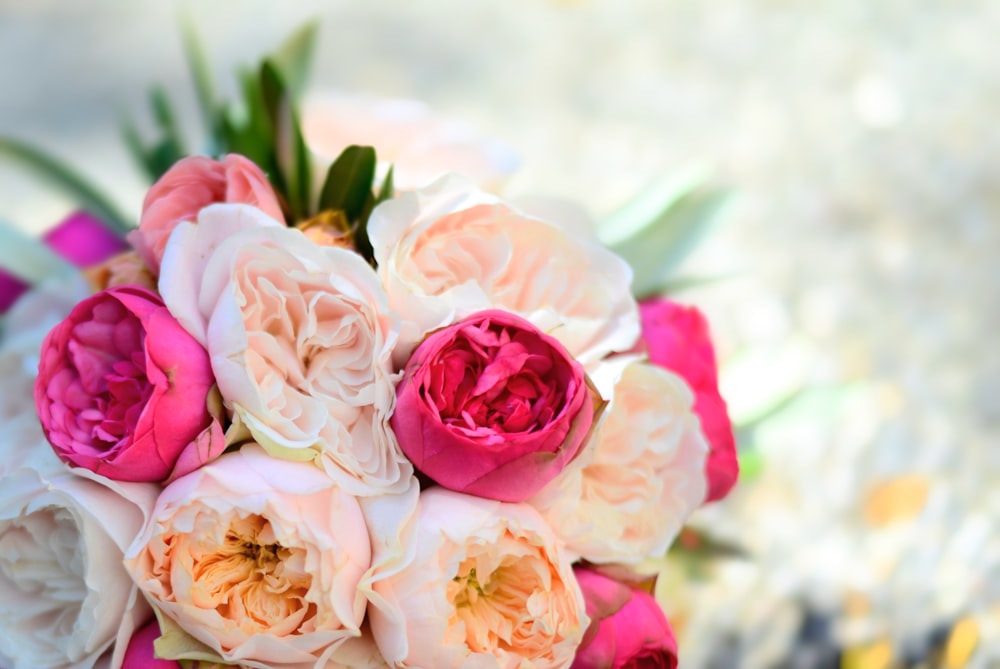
[9,87,737,666]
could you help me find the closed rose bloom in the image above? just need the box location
[369,488,587,669]
[529,357,708,564]
[34,285,221,482]
[159,204,410,496]
[393,309,597,502]
[124,445,372,669]
[636,299,738,503]
[571,568,678,669]
[367,174,639,365]
[129,154,285,275]
[0,439,156,669]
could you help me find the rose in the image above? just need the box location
[129,154,285,275]
[0,435,156,669]
[124,445,373,669]
[635,298,738,503]
[367,174,639,365]
[392,309,597,502]
[122,620,182,669]
[301,91,519,191]
[571,568,678,669]
[159,203,411,496]
[1,211,126,313]
[34,285,222,482]
[529,357,708,564]
[368,488,587,669]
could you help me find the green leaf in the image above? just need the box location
[0,220,74,284]
[609,186,731,300]
[318,145,377,222]
[259,60,310,219]
[269,21,319,98]
[597,167,709,246]
[179,14,218,152]
[0,137,132,234]
[376,165,395,204]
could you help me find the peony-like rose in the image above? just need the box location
[124,445,372,669]
[393,309,597,502]
[0,436,156,669]
[530,357,708,564]
[636,298,738,503]
[571,568,678,669]
[369,488,587,669]
[367,174,639,365]
[129,154,285,275]
[159,203,411,496]
[34,285,222,482]
[301,91,519,191]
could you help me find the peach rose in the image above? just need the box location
[129,154,285,276]
[159,204,411,496]
[369,488,587,668]
[124,445,371,669]
[529,357,708,564]
[367,174,639,365]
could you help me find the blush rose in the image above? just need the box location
[129,154,285,275]
[636,298,738,503]
[392,309,597,502]
[34,285,222,482]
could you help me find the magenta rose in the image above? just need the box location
[636,298,738,503]
[392,309,596,502]
[571,568,678,669]
[122,620,181,669]
[34,285,223,482]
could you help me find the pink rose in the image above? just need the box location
[34,285,223,482]
[636,298,738,503]
[129,154,284,275]
[392,309,596,502]
[571,568,678,669]
[1,210,127,313]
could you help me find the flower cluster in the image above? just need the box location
[1,113,736,668]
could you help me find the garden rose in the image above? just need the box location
[129,154,284,275]
[367,174,639,365]
[159,203,411,496]
[636,298,738,503]
[393,309,597,502]
[369,488,587,669]
[302,91,519,191]
[124,445,372,669]
[0,440,156,669]
[571,568,678,669]
[530,357,708,564]
[34,285,222,482]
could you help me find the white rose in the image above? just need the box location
[159,204,411,496]
[368,174,640,366]
[369,488,587,669]
[529,357,709,564]
[124,445,373,669]
[0,431,157,669]
[301,91,519,191]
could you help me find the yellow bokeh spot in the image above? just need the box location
[863,475,930,527]
[944,617,979,668]
[841,639,893,669]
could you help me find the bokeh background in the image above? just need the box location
[1,1,998,667]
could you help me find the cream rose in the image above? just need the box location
[367,174,640,365]
[529,357,709,564]
[368,488,587,669]
[159,203,411,495]
[0,428,156,669]
[124,445,372,669]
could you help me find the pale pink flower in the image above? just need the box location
[529,357,708,564]
[367,174,639,365]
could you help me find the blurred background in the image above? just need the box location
[1,1,998,667]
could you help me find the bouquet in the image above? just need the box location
[0,25,738,669]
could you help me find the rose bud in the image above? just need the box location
[571,567,678,669]
[392,309,598,502]
[34,285,223,482]
[635,298,738,503]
